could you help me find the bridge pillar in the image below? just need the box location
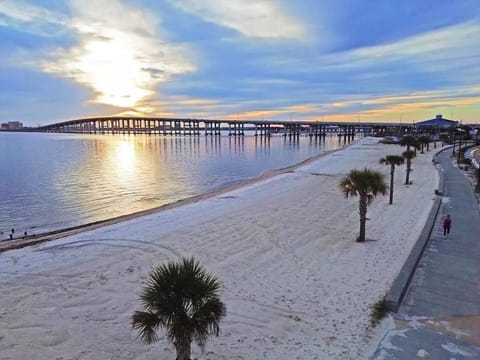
[205,121,212,136]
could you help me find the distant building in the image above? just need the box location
[1,121,23,130]
[416,114,457,128]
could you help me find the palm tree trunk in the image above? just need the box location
[358,195,367,242]
[389,165,395,205]
[405,159,411,185]
[175,339,192,360]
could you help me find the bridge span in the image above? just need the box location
[36,116,414,137]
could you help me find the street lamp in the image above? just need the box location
[476,166,480,193]
[452,129,456,155]
[457,128,463,163]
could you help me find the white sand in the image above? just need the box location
[0,137,441,359]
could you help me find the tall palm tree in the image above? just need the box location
[132,257,226,360]
[425,136,431,151]
[379,155,405,204]
[418,136,430,153]
[400,135,420,154]
[339,168,387,242]
[402,150,416,185]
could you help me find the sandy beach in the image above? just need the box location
[0,137,441,359]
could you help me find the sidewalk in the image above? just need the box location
[371,148,480,359]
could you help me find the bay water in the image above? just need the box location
[0,132,349,239]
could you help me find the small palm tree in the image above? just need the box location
[132,257,226,360]
[380,155,405,204]
[340,168,387,242]
[402,150,416,185]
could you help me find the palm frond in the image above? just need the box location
[339,176,358,198]
[400,135,420,150]
[365,193,374,206]
[131,311,163,344]
[340,168,387,199]
[402,150,416,160]
[380,155,404,166]
[132,257,226,356]
[192,298,227,350]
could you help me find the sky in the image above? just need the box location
[0,0,479,126]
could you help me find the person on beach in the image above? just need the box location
[443,214,452,237]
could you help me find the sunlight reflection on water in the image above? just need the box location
[0,132,348,237]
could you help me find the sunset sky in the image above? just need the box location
[1,0,479,126]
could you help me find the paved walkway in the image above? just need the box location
[371,148,480,359]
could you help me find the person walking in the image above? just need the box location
[443,214,452,237]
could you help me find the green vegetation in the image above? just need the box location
[339,168,387,242]
[370,299,387,327]
[132,257,226,360]
[418,136,430,153]
[402,150,416,185]
[399,136,420,153]
[380,155,405,205]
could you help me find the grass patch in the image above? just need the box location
[370,299,387,327]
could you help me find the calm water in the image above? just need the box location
[0,132,349,238]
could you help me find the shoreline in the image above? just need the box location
[0,137,441,359]
[0,139,356,253]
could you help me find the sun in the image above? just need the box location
[70,33,154,108]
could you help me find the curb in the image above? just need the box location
[384,146,450,312]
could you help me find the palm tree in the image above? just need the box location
[339,168,387,242]
[402,150,416,185]
[132,257,226,360]
[425,136,431,151]
[379,155,405,204]
[400,135,420,154]
[418,136,430,153]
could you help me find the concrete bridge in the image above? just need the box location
[35,116,417,137]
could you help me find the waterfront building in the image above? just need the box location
[1,121,23,130]
[416,114,457,128]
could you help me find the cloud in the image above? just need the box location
[0,0,64,24]
[227,20,480,122]
[362,88,480,107]
[225,103,318,120]
[141,68,166,79]
[297,87,480,122]
[359,88,480,116]
[255,20,480,97]
[311,21,480,81]
[2,2,479,124]
[39,0,195,109]
[169,0,305,39]
[0,0,67,35]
